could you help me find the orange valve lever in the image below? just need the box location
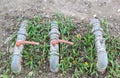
[52,39,73,46]
[16,40,39,47]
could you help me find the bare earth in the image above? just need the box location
[0,0,120,77]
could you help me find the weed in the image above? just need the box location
[0,14,120,78]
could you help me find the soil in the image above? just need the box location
[0,0,120,78]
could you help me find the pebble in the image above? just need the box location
[109,15,112,18]
[9,47,14,54]
[39,70,42,73]
[93,14,97,17]
[117,9,120,13]
[28,71,34,76]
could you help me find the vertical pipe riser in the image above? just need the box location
[90,18,108,73]
[11,21,28,73]
[49,21,60,72]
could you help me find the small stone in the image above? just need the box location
[109,16,112,18]
[44,60,46,63]
[3,34,6,36]
[44,66,46,69]
[60,74,63,76]
[117,9,120,12]
[44,0,47,3]
[28,71,33,76]
[39,70,42,73]
[9,47,14,54]
[19,8,23,12]
[45,14,50,18]
[93,14,97,18]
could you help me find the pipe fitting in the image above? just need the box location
[11,21,39,73]
[11,20,28,73]
[49,21,60,72]
[49,21,73,72]
[90,18,108,73]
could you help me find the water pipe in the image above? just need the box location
[11,20,39,73]
[49,21,73,72]
[90,18,108,73]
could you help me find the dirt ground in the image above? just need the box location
[0,0,120,77]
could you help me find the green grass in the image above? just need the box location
[0,14,120,78]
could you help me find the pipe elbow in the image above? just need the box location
[97,51,108,72]
[11,54,22,73]
[49,54,59,72]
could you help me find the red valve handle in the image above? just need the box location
[52,39,73,46]
[16,40,39,47]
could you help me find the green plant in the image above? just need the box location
[0,14,120,78]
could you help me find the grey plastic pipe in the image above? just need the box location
[90,18,108,73]
[49,21,60,72]
[11,20,28,73]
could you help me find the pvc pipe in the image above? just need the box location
[90,18,108,73]
[49,21,73,72]
[11,20,28,73]
[11,21,39,73]
[49,21,60,72]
